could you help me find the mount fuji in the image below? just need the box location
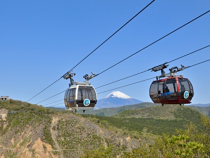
[95,91,143,109]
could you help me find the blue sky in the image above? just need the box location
[1,0,210,107]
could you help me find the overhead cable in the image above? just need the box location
[45,99,63,106]
[97,58,210,94]
[97,77,155,94]
[96,10,210,76]
[27,78,62,102]
[96,44,210,89]
[27,0,155,102]
[40,44,210,105]
[168,44,210,63]
[46,102,64,108]
[36,90,66,104]
[95,69,150,89]
[186,58,210,69]
[63,0,156,76]
[38,10,210,105]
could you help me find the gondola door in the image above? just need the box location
[164,78,178,102]
[69,88,76,107]
[158,81,165,102]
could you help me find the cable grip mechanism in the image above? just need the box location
[152,63,186,80]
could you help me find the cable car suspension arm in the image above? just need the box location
[152,63,186,80]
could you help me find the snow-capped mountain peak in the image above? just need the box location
[105,91,132,99]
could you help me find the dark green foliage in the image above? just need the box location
[82,146,120,158]
[97,112,105,116]
[208,111,210,117]
[79,102,155,116]
[83,116,210,158]
[188,105,210,117]
[174,107,205,130]
[82,105,207,136]
[83,115,186,135]
[115,104,180,119]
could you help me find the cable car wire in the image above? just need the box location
[46,102,64,108]
[97,58,210,94]
[37,90,66,104]
[168,44,210,63]
[45,99,63,106]
[97,77,155,94]
[63,0,156,75]
[40,44,210,105]
[95,69,150,89]
[27,78,62,102]
[36,10,210,105]
[27,0,155,102]
[95,44,210,89]
[95,10,210,77]
[186,58,210,69]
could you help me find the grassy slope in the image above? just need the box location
[83,105,207,136]
[0,100,146,157]
[78,102,155,116]
[46,107,66,111]
[0,100,56,157]
[1,100,208,157]
[114,104,178,119]
[188,106,210,117]
[46,103,210,118]
[0,100,54,146]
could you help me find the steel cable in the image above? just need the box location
[27,0,155,102]
[96,10,210,76]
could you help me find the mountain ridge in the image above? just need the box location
[96,91,142,109]
[79,102,155,116]
[190,103,210,107]
[1,99,210,157]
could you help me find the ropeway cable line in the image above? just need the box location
[30,8,210,104]
[44,99,63,106]
[94,10,210,77]
[27,0,156,102]
[43,58,210,106]
[95,44,210,89]
[37,90,66,104]
[59,10,210,100]
[97,58,210,94]
[41,44,210,105]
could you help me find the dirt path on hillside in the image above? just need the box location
[51,117,64,158]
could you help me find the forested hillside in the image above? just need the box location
[78,102,155,116]
[189,105,210,117]
[0,100,210,157]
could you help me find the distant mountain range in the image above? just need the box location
[47,91,210,118]
[188,106,210,117]
[50,91,143,109]
[96,91,143,109]
[189,103,210,107]
[114,104,198,119]
[80,102,155,116]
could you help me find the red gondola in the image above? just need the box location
[149,63,194,106]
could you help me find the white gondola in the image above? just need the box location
[63,72,97,113]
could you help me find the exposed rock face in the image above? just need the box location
[50,113,141,157]
[0,109,142,158]
[0,125,57,158]
[0,109,8,121]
